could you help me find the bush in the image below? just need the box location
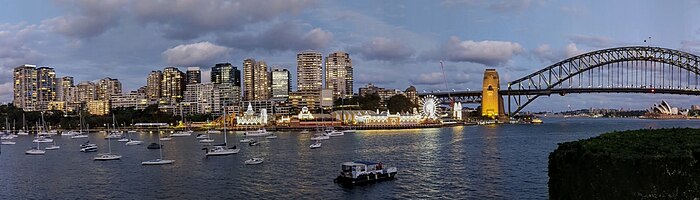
[549,128,700,199]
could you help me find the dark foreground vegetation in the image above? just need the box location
[549,128,700,199]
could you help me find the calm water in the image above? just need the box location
[1,118,698,199]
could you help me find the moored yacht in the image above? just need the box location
[244,129,271,137]
[125,139,144,146]
[244,157,264,165]
[171,131,191,137]
[310,141,321,149]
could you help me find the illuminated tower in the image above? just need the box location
[481,69,501,118]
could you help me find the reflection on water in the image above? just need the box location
[2,118,700,199]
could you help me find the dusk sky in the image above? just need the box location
[1,0,700,111]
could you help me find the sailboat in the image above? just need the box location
[45,140,60,150]
[25,138,45,155]
[171,107,192,137]
[105,114,123,139]
[141,126,175,165]
[33,122,54,143]
[71,112,88,139]
[205,106,239,156]
[310,140,322,149]
[117,123,129,142]
[17,113,28,136]
[94,136,121,161]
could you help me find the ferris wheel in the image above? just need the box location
[420,95,438,120]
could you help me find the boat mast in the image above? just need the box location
[157,126,163,159]
[223,105,227,145]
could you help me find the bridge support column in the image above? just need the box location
[481,69,503,119]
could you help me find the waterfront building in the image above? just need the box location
[56,76,74,102]
[183,83,240,115]
[87,100,110,115]
[146,70,162,100]
[236,102,269,126]
[96,77,122,101]
[271,68,290,98]
[186,67,201,84]
[243,59,270,101]
[289,90,321,113]
[325,51,353,99]
[359,83,399,103]
[650,100,686,115]
[404,86,419,105]
[211,63,241,86]
[36,67,57,111]
[213,83,241,115]
[76,81,97,103]
[348,110,423,126]
[297,50,323,91]
[13,65,39,111]
[161,67,186,102]
[47,101,67,112]
[111,92,150,110]
[453,102,463,120]
[321,88,333,110]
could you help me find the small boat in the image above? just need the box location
[310,142,321,149]
[171,131,191,137]
[25,148,45,155]
[265,135,278,139]
[196,134,210,139]
[62,130,77,136]
[125,139,144,146]
[141,159,175,165]
[531,118,543,124]
[80,144,98,152]
[327,131,344,137]
[300,129,309,134]
[334,161,398,185]
[71,134,88,139]
[16,131,29,136]
[94,153,122,161]
[244,157,264,165]
[199,139,214,143]
[147,143,162,149]
[240,138,252,143]
[310,134,330,141]
[204,145,240,156]
[117,137,129,142]
[244,129,271,137]
[127,130,137,133]
[160,137,172,141]
[45,141,60,150]
[1,140,16,145]
[248,140,259,146]
[206,130,221,134]
[33,136,53,143]
[142,127,174,165]
[105,134,122,139]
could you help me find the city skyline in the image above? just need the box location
[1,1,700,111]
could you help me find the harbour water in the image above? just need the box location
[1,118,698,199]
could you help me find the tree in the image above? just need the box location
[359,93,381,110]
[386,95,416,113]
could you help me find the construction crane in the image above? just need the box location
[439,61,455,106]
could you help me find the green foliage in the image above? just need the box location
[549,128,700,199]
[386,94,416,113]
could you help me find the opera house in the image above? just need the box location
[648,100,688,118]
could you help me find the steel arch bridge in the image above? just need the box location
[420,46,700,116]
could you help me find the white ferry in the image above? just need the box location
[334,161,397,185]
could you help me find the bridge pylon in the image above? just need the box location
[481,69,505,119]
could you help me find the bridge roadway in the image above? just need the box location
[420,87,700,103]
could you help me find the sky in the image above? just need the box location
[1,0,700,112]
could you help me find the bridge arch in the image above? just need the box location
[507,46,700,115]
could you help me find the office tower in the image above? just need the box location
[186,67,202,84]
[36,67,57,110]
[211,63,241,86]
[146,70,162,100]
[297,50,323,91]
[271,68,290,98]
[161,67,186,102]
[243,59,270,101]
[325,51,353,99]
[77,81,97,102]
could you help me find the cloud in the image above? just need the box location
[422,36,524,66]
[532,43,585,64]
[411,72,445,85]
[162,42,230,66]
[349,37,414,61]
[217,21,332,52]
[441,0,545,12]
[569,35,615,48]
[680,40,700,54]
[42,0,126,38]
[489,0,533,12]
[0,24,44,82]
[132,0,316,40]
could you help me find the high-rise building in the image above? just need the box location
[97,77,122,101]
[36,67,57,110]
[184,83,241,115]
[13,65,38,111]
[211,63,241,86]
[186,67,201,84]
[57,76,77,103]
[325,51,353,99]
[146,70,162,100]
[297,50,323,91]
[161,67,186,102]
[243,59,270,101]
[77,81,97,102]
[271,68,291,98]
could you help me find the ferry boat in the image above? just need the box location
[334,161,397,185]
[531,118,543,124]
